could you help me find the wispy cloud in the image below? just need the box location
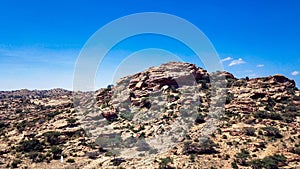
[248,73,257,77]
[0,46,79,90]
[256,64,264,67]
[229,58,246,66]
[291,71,299,76]
[221,57,233,62]
[0,46,78,66]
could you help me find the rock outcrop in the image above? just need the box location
[0,62,299,169]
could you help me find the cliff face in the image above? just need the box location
[0,62,299,169]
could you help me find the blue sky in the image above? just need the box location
[0,0,299,90]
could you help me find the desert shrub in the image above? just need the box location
[66,117,77,127]
[111,158,125,166]
[67,117,78,124]
[50,146,62,159]
[14,121,28,132]
[248,154,286,169]
[262,126,282,138]
[46,111,60,120]
[0,122,6,129]
[224,110,238,117]
[35,153,46,162]
[222,135,228,139]
[243,127,256,136]
[149,148,158,154]
[253,111,282,120]
[282,111,300,123]
[195,113,205,124]
[17,139,43,152]
[226,141,233,146]
[254,111,268,119]
[11,159,21,168]
[257,142,266,149]
[269,112,282,120]
[235,149,250,159]
[250,92,266,99]
[158,157,173,169]
[136,139,151,151]
[225,92,234,104]
[286,105,299,111]
[233,80,247,87]
[15,109,23,114]
[190,154,195,162]
[28,152,39,161]
[294,95,300,101]
[235,149,250,166]
[120,111,134,121]
[198,80,209,89]
[224,154,230,160]
[66,158,75,163]
[183,139,218,155]
[231,161,238,169]
[43,131,61,145]
[291,148,300,155]
[85,151,100,159]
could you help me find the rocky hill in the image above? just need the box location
[0,62,299,169]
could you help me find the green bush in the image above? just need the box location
[149,148,158,154]
[35,153,46,162]
[190,154,195,162]
[66,118,77,127]
[29,152,40,162]
[225,93,234,104]
[248,154,286,169]
[235,149,250,159]
[233,80,247,87]
[253,111,282,120]
[262,126,282,138]
[46,111,60,120]
[66,158,75,163]
[291,148,300,155]
[243,127,256,136]
[111,158,125,166]
[43,131,61,145]
[231,161,238,169]
[120,111,134,121]
[17,139,43,152]
[254,111,268,119]
[224,110,238,118]
[282,111,300,123]
[235,149,250,166]
[158,157,173,169]
[14,121,28,132]
[50,146,62,159]
[195,113,205,124]
[183,139,218,155]
[0,122,6,129]
[11,159,21,168]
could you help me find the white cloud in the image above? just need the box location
[291,71,299,76]
[229,58,246,66]
[221,57,233,62]
[256,64,264,67]
[248,74,257,77]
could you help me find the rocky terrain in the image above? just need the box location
[0,62,299,169]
